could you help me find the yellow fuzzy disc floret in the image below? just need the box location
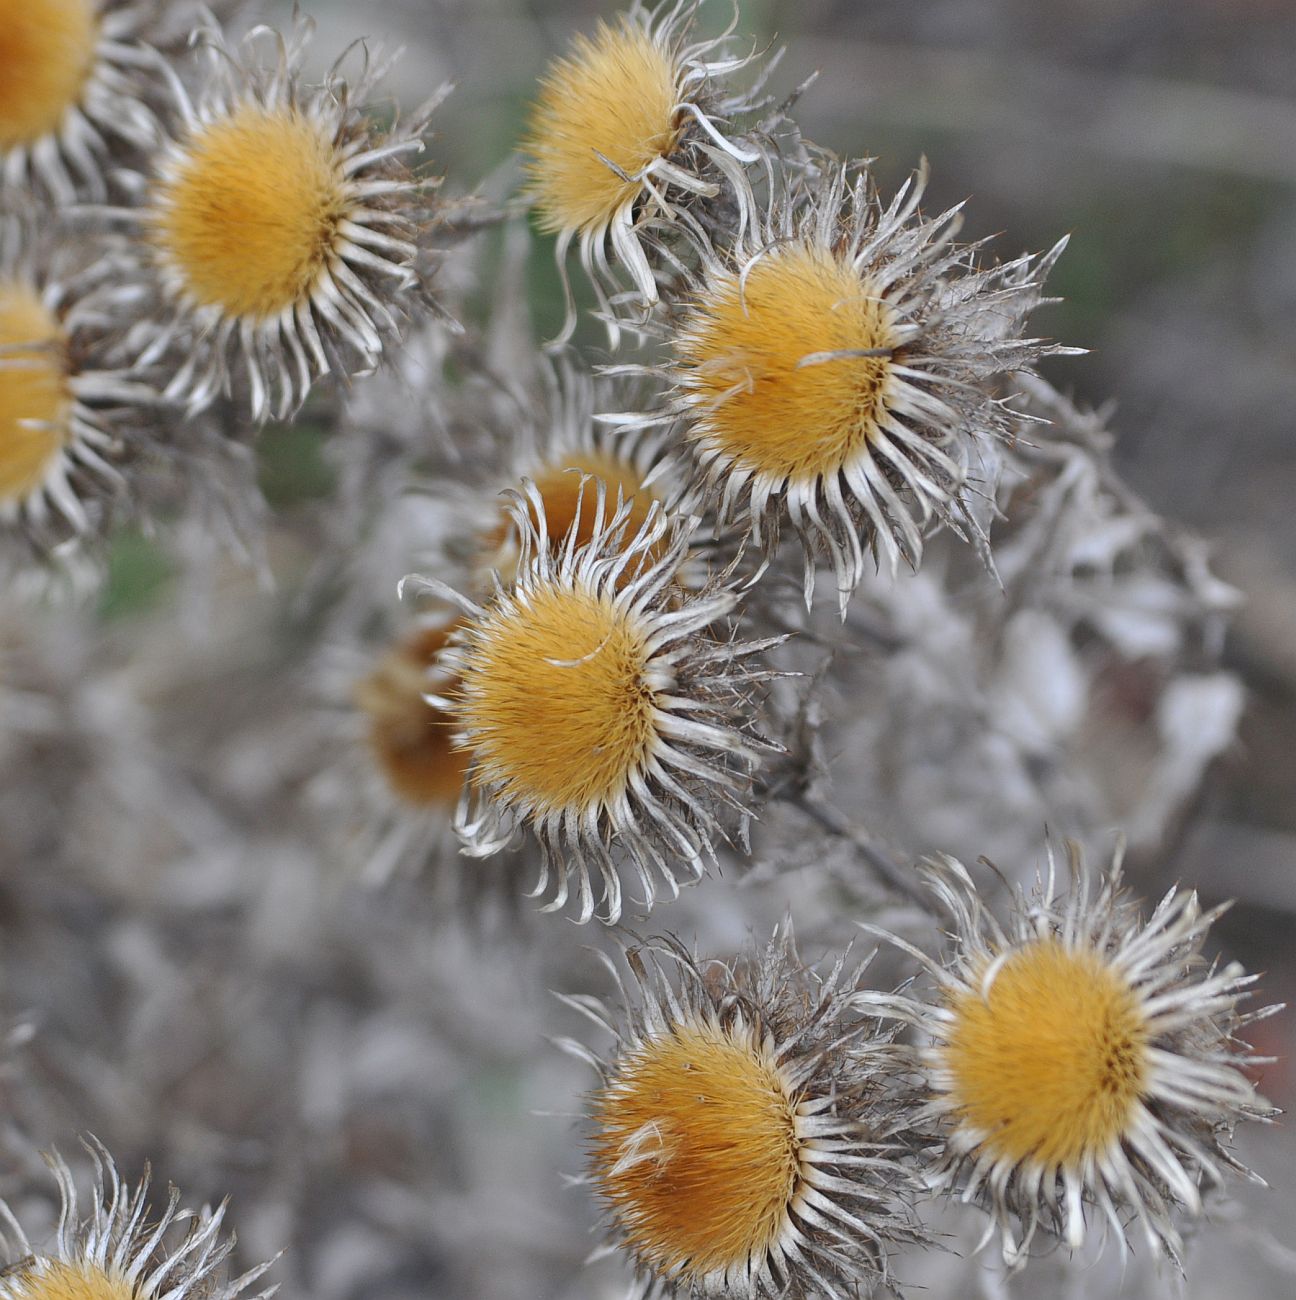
[153,104,347,319]
[484,450,661,583]
[355,623,469,808]
[679,243,899,483]
[523,451,655,550]
[525,19,682,235]
[5,1260,136,1300]
[0,0,98,149]
[591,1020,801,1281]
[459,585,657,815]
[0,282,70,504]
[941,939,1150,1169]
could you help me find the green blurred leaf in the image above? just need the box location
[258,419,336,507]
[98,529,174,622]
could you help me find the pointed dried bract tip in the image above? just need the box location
[522,0,763,338]
[0,209,165,553]
[644,161,1068,612]
[355,617,471,809]
[575,929,920,1297]
[0,1140,278,1300]
[426,488,773,924]
[0,0,169,202]
[861,841,1279,1268]
[134,13,443,421]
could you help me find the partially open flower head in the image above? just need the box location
[638,161,1069,612]
[0,210,166,555]
[472,364,680,589]
[355,617,470,810]
[0,0,169,202]
[138,14,443,420]
[863,842,1277,1267]
[571,929,919,1297]
[412,488,773,923]
[0,1141,277,1300]
[522,0,764,339]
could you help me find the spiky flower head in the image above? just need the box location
[0,1141,277,1300]
[0,0,171,202]
[862,842,1277,1267]
[355,616,470,811]
[410,487,773,923]
[0,209,167,553]
[133,14,443,421]
[470,363,680,588]
[569,929,918,1298]
[521,0,762,338]
[621,160,1069,612]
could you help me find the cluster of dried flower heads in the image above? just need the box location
[0,0,1282,1298]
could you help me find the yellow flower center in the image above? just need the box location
[526,451,655,548]
[153,104,347,319]
[0,283,71,505]
[942,939,1150,1169]
[355,623,469,807]
[459,585,656,815]
[590,1020,801,1281]
[678,243,899,483]
[6,1260,136,1300]
[484,450,660,581]
[0,0,98,150]
[525,18,682,235]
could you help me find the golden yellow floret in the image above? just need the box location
[0,282,71,504]
[0,0,98,150]
[484,451,660,581]
[460,586,656,815]
[591,1020,801,1280]
[153,104,347,319]
[5,1260,136,1300]
[679,243,899,482]
[355,623,470,807]
[942,939,1150,1168]
[525,19,682,235]
[526,451,656,550]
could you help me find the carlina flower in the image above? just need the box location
[472,365,680,588]
[564,928,920,1298]
[612,160,1072,612]
[859,841,1280,1267]
[0,210,164,548]
[0,1139,278,1300]
[354,616,470,810]
[130,13,445,421]
[521,0,764,340]
[406,486,776,924]
[0,0,167,202]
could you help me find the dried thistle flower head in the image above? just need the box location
[0,0,165,201]
[618,161,1069,611]
[355,618,469,809]
[861,842,1278,1267]
[0,284,71,512]
[135,14,443,421]
[522,0,761,336]
[0,1141,277,1300]
[411,487,773,923]
[572,930,918,1297]
[0,212,164,549]
[474,368,676,586]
